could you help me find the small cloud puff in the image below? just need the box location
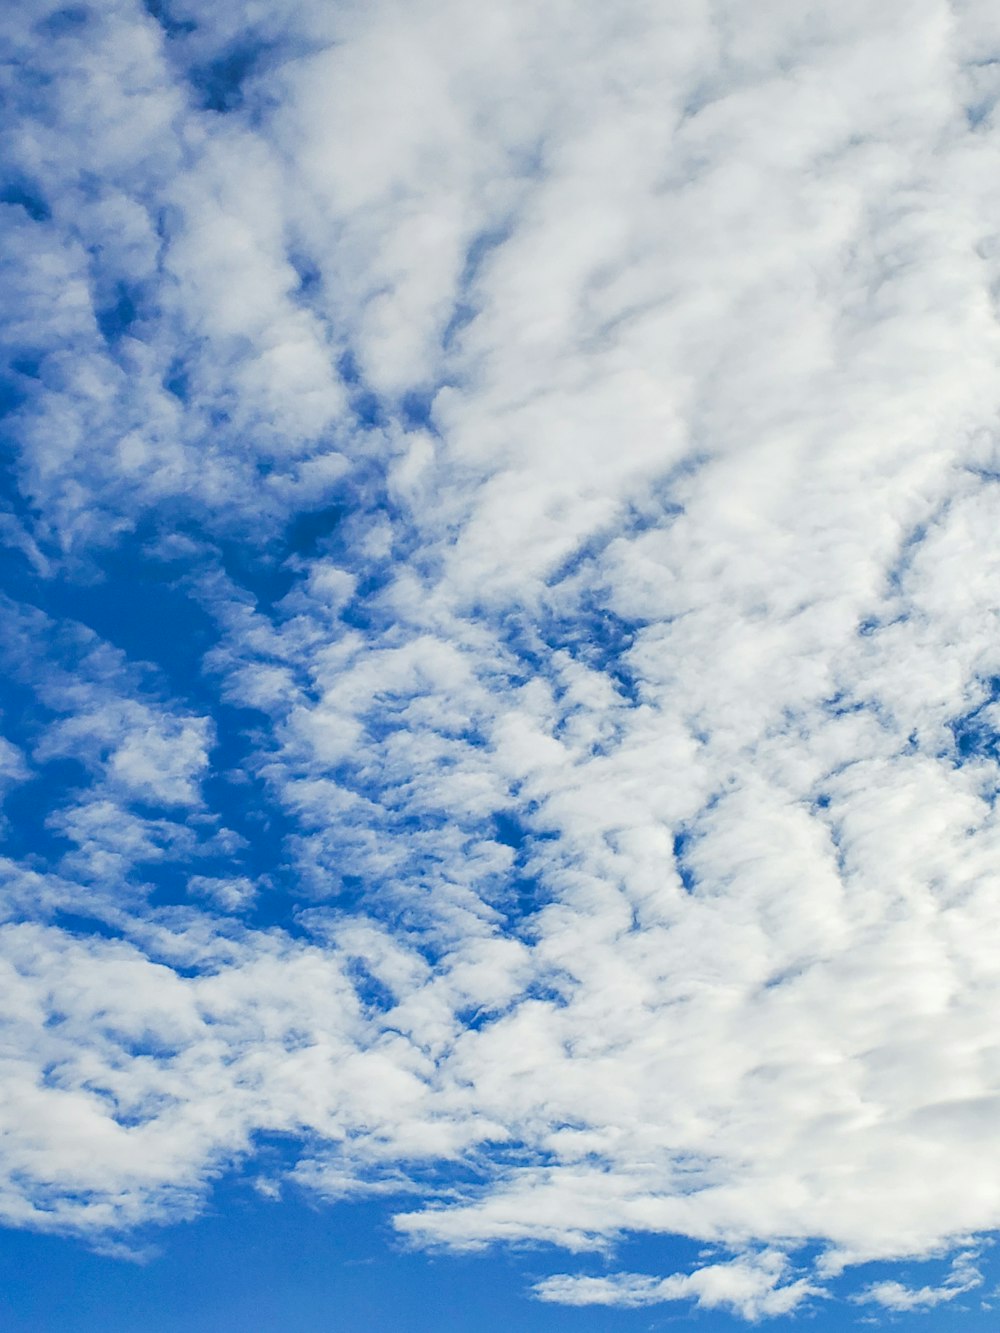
[854,1251,984,1312]
[533,1251,824,1322]
[187,874,258,911]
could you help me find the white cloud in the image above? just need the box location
[854,1250,985,1311]
[3,603,213,809]
[7,0,1000,1320]
[0,737,29,791]
[534,1251,823,1321]
[187,874,258,911]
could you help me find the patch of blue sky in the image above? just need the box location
[45,909,128,943]
[188,41,268,114]
[440,224,514,353]
[152,8,323,130]
[484,812,557,918]
[0,182,51,224]
[949,676,1000,766]
[9,0,1000,1322]
[336,350,385,430]
[4,1194,996,1333]
[92,280,146,347]
[3,399,531,942]
[33,5,91,38]
[0,1194,715,1333]
[139,0,197,39]
[490,599,645,704]
[671,828,698,894]
[0,541,297,932]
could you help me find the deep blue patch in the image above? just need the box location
[322,874,368,912]
[507,874,553,924]
[0,519,315,928]
[190,42,268,114]
[94,282,142,344]
[0,1183,772,1333]
[672,829,697,894]
[400,389,436,433]
[0,376,29,419]
[343,958,397,1015]
[35,6,90,37]
[337,351,363,386]
[352,389,384,429]
[492,811,528,850]
[1,184,50,223]
[1,760,93,869]
[949,709,997,762]
[338,571,396,632]
[286,504,347,561]
[476,814,555,922]
[950,684,1000,766]
[288,251,321,297]
[145,861,209,908]
[49,911,126,942]
[14,539,215,696]
[9,356,42,382]
[163,358,189,401]
[822,690,866,716]
[213,536,295,610]
[545,603,644,706]
[141,0,197,38]
[335,352,385,428]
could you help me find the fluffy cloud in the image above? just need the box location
[534,1251,822,1320]
[4,0,1000,1320]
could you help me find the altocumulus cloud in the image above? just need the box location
[3,0,1000,1319]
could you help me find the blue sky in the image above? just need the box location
[4,0,1000,1326]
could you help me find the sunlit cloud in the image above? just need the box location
[3,0,1000,1320]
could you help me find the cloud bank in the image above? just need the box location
[3,0,1000,1317]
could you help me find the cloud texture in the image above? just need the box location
[3,0,1000,1317]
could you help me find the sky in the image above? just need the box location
[3,0,1000,1327]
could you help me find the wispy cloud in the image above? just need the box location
[534,1251,823,1320]
[854,1249,986,1312]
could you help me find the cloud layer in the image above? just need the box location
[4,0,1000,1318]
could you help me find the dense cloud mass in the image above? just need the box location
[4,0,1000,1318]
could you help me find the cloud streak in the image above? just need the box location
[533,1251,823,1321]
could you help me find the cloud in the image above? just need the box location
[186,874,258,911]
[533,1251,823,1321]
[5,0,1000,1321]
[854,1250,985,1312]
